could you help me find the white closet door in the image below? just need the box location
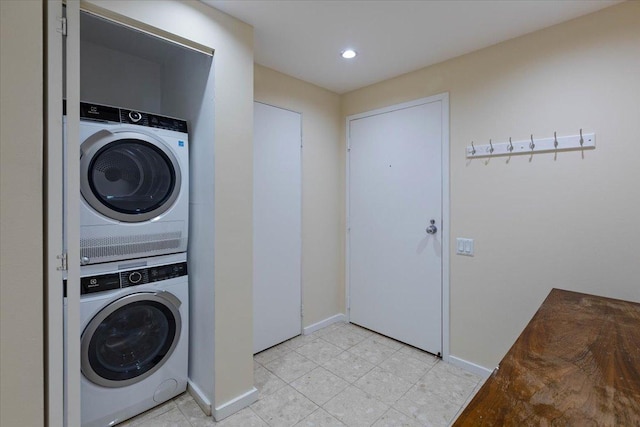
[58,1,82,426]
[46,2,66,425]
[348,98,444,355]
[253,102,302,354]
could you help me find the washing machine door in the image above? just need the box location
[81,291,182,388]
[80,130,182,222]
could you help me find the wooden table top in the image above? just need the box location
[453,288,640,426]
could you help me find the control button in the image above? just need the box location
[128,271,143,284]
[129,111,142,123]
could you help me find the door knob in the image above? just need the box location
[426,219,438,235]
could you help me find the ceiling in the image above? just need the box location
[203,0,620,94]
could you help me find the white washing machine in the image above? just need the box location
[79,253,188,427]
[79,102,189,265]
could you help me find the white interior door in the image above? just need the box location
[253,102,302,354]
[348,97,445,355]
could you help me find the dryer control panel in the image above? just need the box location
[81,262,187,295]
[79,101,188,133]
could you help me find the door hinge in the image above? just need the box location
[56,253,68,271]
[57,17,67,36]
[300,305,304,318]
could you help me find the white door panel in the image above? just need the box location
[349,100,443,354]
[65,2,82,426]
[253,102,302,353]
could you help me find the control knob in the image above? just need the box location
[128,271,143,284]
[129,111,142,123]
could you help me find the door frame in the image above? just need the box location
[345,93,450,362]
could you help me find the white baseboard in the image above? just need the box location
[303,313,346,335]
[448,355,493,378]
[213,387,258,421]
[187,380,211,416]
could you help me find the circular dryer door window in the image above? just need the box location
[80,131,182,222]
[81,292,182,388]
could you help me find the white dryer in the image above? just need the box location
[79,253,188,427]
[79,102,189,265]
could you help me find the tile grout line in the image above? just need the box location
[248,405,271,427]
[253,323,481,427]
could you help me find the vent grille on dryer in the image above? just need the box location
[81,232,183,262]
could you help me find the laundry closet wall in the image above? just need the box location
[0,2,44,426]
[254,65,343,328]
[84,0,255,413]
[341,1,640,370]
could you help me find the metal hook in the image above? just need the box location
[471,141,476,155]
[579,129,584,146]
[507,137,514,152]
[529,134,535,150]
[554,131,558,148]
[489,139,494,154]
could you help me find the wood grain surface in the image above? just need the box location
[453,288,640,426]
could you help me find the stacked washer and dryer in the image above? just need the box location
[75,102,190,427]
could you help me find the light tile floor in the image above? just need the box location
[121,322,485,427]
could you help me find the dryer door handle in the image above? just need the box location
[154,290,181,308]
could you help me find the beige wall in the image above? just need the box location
[3,1,638,424]
[254,65,343,327]
[342,1,640,369]
[0,1,45,426]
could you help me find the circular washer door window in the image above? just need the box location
[80,131,182,222]
[81,293,182,388]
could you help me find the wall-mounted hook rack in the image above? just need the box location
[466,132,595,158]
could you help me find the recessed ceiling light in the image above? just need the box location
[341,49,357,59]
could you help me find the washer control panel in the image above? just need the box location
[81,262,187,295]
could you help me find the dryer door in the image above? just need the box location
[81,292,182,388]
[80,130,182,222]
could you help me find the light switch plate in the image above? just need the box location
[456,238,474,256]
